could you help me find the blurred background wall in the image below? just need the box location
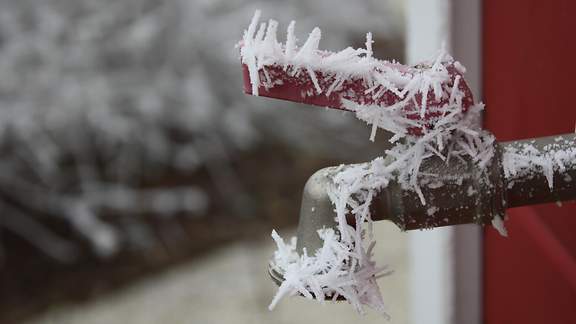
[0,0,408,323]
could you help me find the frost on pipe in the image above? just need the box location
[238,11,498,316]
[503,134,576,207]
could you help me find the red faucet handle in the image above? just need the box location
[241,60,475,135]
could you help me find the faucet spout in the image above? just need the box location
[295,167,341,253]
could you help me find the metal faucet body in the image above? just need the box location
[295,133,576,253]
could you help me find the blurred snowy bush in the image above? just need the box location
[0,0,402,261]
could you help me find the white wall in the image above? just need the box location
[406,0,483,323]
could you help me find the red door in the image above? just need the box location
[483,1,576,323]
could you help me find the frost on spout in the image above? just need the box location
[269,228,391,317]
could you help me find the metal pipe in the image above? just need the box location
[271,132,576,288]
[294,132,576,253]
[503,133,576,207]
[369,140,506,231]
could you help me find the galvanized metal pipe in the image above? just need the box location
[369,141,506,230]
[294,132,576,254]
[271,132,576,288]
[503,133,576,208]
[371,133,576,229]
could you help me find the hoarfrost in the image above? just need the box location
[427,206,440,216]
[491,215,508,237]
[0,1,323,260]
[0,0,404,267]
[246,11,498,316]
[503,142,576,189]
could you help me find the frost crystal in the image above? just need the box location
[503,142,576,189]
[242,11,496,316]
[491,215,508,237]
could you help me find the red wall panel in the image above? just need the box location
[483,1,576,323]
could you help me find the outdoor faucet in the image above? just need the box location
[235,12,576,292]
